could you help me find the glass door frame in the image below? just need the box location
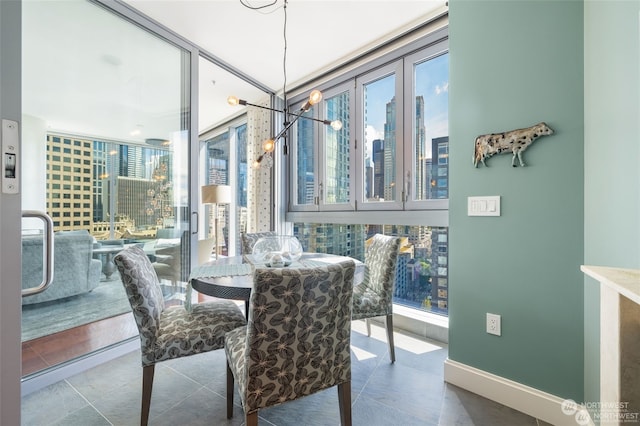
[1,0,24,421]
[19,0,271,395]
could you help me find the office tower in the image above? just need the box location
[372,139,384,200]
[46,134,94,232]
[383,97,397,201]
[431,136,449,199]
[414,95,427,200]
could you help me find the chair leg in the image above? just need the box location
[141,364,155,426]
[246,411,259,426]
[385,314,395,363]
[365,318,371,337]
[338,380,352,426]
[226,361,234,419]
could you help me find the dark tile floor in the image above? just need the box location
[21,322,548,425]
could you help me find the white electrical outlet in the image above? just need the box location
[486,313,501,336]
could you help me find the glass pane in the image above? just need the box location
[324,91,350,204]
[92,138,177,236]
[414,53,449,200]
[293,222,448,316]
[295,108,316,205]
[21,0,190,375]
[364,74,397,203]
[236,123,248,252]
[203,131,231,256]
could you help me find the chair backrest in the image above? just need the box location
[114,246,165,363]
[197,237,216,264]
[243,260,355,412]
[363,234,401,306]
[240,231,277,254]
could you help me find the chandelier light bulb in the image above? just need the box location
[253,153,265,169]
[308,89,323,106]
[227,96,240,106]
[330,120,343,131]
[262,139,276,153]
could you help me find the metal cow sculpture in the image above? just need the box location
[473,122,554,167]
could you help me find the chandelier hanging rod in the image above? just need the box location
[228,0,342,168]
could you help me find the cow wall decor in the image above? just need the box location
[473,122,554,168]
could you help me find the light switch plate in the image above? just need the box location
[468,196,500,216]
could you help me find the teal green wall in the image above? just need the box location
[448,0,584,400]
[584,0,640,408]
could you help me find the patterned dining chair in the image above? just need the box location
[351,234,401,363]
[225,260,356,426]
[114,246,247,426]
[151,243,181,290]
[240,231,277,254]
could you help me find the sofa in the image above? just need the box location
[22,230,102,305]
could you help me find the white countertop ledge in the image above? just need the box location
[581,265,640,305]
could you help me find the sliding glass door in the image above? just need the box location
[21,0,190,377]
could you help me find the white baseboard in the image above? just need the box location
[444,359,594,426]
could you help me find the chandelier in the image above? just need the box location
[227,0,342,168]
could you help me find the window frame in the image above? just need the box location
[319,82,355,212]
[286,31,449,220]
[402,44,449,211]
[354,60,404,211]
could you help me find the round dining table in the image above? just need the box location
[189,252,364,318]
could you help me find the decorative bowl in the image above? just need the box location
[252,235,303,267]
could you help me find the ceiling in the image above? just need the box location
[22,0,447,143]
[124,0,448,130]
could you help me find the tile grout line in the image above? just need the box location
[63,379,115,425]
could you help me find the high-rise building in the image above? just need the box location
[365,156,373,199]
[414,96,427,200]
[46,134,94,232]
[383,97,397,201]
[426,158,434,199]
[429,227,448,312]
[116,176,170,230]
[296,112,315,205]
[372,139,384,200]
[325,91,350,204]
[431,136,449,199]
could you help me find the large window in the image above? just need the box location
[360,63,403,209]
[200,120,248,256]
[287,31,449,315]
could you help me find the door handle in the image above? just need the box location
[21,210,54,297]
[192,211,198,234]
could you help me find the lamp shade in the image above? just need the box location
[201,184,231,204]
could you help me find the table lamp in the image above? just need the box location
[201,184,231,258]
